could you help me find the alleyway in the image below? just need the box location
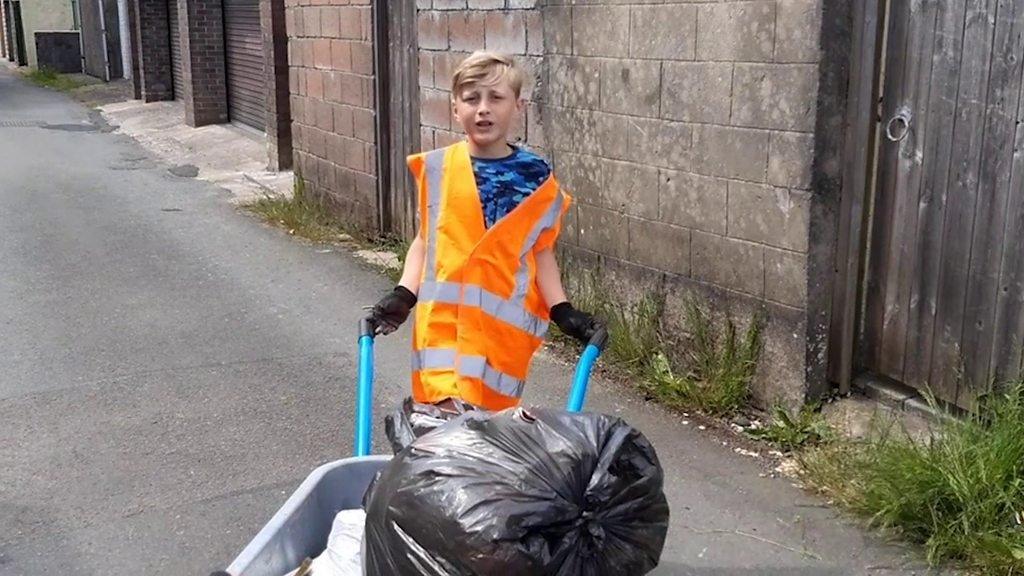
[0,68,938,575]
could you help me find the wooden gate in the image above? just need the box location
[849,0,1024,409]
[372,0,419,238]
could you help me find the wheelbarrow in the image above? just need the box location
[220,318,608,576]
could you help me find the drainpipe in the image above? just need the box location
[73,0,86,72]
[96,0,110,80]
[116,0,129,79]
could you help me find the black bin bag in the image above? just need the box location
[383,396,478,454]
[364,407,670,575]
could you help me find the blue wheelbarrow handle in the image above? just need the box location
[353,318,607,456]
[354,318,377,457]
[565,326,609,413]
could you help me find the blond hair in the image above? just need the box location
[450,51,525,99]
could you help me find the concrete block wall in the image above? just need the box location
[416,0,544,154]
[410,0,831,406]
[543,0,826,406]
[285,0,378,234]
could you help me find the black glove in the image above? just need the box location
[550,302,601,344]
[372,286,417,335]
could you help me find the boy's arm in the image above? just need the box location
[536,248,568,307]
[370,236,425,335]
[536,248,602,343]
[398,235,426,295]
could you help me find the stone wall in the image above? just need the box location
[283,1,846,406]
[544,1,827,406]
[285,0,378,233]
[408,0,836,406]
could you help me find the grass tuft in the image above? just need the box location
[25,67,84,92]
[799,382,1024,573]
[747,403,834,452]
[559,273,762,417]
[244,176,351,244]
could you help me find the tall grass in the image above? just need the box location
[25,67,84,91]
[244,176,351,243]
[800,383,1024,573]
[559,274,762,416]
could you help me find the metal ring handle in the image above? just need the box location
[886,111,911,143]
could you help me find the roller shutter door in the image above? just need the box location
[167,0,183,99]
[223,0,265,131]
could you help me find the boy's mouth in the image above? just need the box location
[475,120,494,129]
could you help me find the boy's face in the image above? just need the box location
[452,79,523,153]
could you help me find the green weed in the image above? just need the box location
[747,403,834,452]
[799,383,1024,573]
[244,176,351,244]
[25,67,84,91]
[559,273,762,417]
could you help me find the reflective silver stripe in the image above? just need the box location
[422,148,446,283]
[411,347,457,371]
[419,280,462,305]
[458,355,525,398]
[461,284,549,338]
[412,350,525,398]
[512,185,565,304]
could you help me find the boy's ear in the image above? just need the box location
[515,97,526,112]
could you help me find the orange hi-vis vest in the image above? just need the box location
[407,141,571,411]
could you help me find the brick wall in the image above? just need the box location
[285,0,378,234]
[262,0,293,169]
[134,0,174,102]
[0,1,8,61]
[180,0,229,126]
[411,0,834,406]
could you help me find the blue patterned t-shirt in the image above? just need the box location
[472,146,551,229]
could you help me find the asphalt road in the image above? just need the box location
[0,67,943,575]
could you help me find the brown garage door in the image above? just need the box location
[167,0,183,99]
[223,0,265,131]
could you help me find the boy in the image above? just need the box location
[370,51,601,411]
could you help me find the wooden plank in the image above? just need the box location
[929,0,1000,408]
[960,0,1024,404]
[863,0,911,375]
[990,32,1024,386]
[903,0,971,392]
[830,0,885,393]
[879,0,941,379]
[383,0,419,239]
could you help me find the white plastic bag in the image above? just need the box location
[285,508,365,576]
